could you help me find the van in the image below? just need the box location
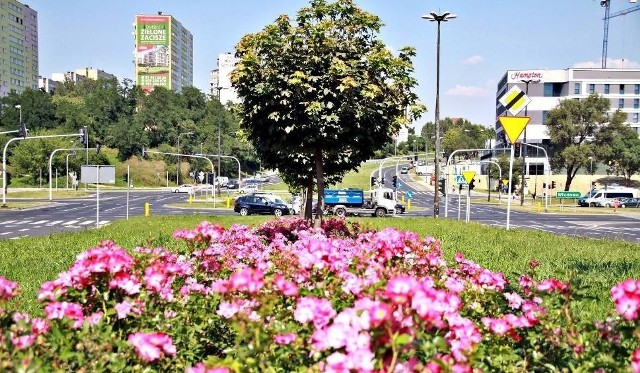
[584,187,638,207]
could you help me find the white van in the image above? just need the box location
[585,187,639,207]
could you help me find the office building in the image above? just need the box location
[494,68,640,171]
[133,12,193,93]
[210,53,240,103]
[0,0,38,96]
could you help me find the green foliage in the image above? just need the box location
[546,94,627,190]
[233,0,425,214]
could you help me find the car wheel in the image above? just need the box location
[589,202,596,207]
[239,207,249,216]
[273,208,283,217]
[375,208,386,218]
[335,208,346,218]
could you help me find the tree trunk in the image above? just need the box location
[304,175,313,221]
[314,148,325,228]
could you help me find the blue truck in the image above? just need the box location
[323,188,401,217]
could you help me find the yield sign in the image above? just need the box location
[499,85,531,116]
[462,170,476,185]
[498,116,530,144]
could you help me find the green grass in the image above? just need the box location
[1,215,638,322]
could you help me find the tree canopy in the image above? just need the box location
[546,94,627,190]
[232,0,425,221]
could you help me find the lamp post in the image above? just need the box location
[588,156,594,192]
[66,151,76,190]
[176,132,193,185]
[519,78,538,206]
[423,10,456,218]
[15,105,21,125]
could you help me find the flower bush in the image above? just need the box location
[0,217,638,372]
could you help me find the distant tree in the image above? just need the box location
[600,125,640,182]
[546,94,627,191]
[232,0,424,222]
[0,89,57,132]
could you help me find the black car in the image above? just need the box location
[227,179,240,189]
[618,197,640,208]
[234,195,290,217]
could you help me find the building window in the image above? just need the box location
[604,84,610,94]
[620,84,625,94]
[619,98,624,108]
[589,84,595,94]
[633,113,639,123]
[574,83,580,94]
[635,84,640,95]
[634,99,639,109]
[542,111,549,124]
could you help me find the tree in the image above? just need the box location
[601,125,640,182]
[546,94,627,191]
[232,0,424,222]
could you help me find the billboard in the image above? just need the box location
[135,15,171,93]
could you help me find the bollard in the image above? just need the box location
[401,195,405,202]
[226,197,231,208]
[536,201,541,213]
[189,194,192,204]
[144,202,150,217]
[407,199,411,210]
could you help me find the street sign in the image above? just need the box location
[455,175,467,185]
[556,191,581,199]
[462,171,476,185]
[498,116,531,144]
[405,191,413,200]
[499,85,531,116]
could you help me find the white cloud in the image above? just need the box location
[573,58,640,68]
[445,85,491,97]
[461,55,483,65]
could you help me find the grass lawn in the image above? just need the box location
[1,214,638,322]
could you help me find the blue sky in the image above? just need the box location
[28,0,640,128]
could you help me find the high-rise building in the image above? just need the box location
[133,12,193,93]
[0,0,38,96]
[210,53,240,104]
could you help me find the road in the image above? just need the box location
[0,190,233,240]
[1,174,640,243]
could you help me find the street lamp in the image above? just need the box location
[176,132,194,185]
[519,78,539,206]
[588,156,594,192]
[423,10,457,218]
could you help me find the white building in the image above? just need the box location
[210,53,240,104]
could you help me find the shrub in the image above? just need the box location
[0,217,638,372]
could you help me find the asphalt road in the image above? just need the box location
[1,177,640,243]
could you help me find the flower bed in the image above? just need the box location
[0,217,639,372]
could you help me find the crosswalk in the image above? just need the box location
[1,218,110,236]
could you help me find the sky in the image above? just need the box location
[26,0,640,130]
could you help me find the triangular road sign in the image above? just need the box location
[498,116,530,144]
[462,170,476,185]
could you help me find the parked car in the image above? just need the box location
[173,184,194,193]
[618,197,640,208]
[238,185,259,194]
[234,195,290,217]
[227,179,240,189]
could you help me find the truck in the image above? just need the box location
[323,187,400,217]
[415,165,434,176]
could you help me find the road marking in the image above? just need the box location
[3,220,16,224]
[30,220,48,225]
[18,228,29,232]
[63,220,80,225]
[79,220,94,225]
[46,220,63,226]
[14,220,32,225]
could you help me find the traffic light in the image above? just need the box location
[142,146,147,158]
[438,179,446,196]
[551,181,556,189]
[17,123,28,139]
[469,179,476,190]
[392,175,397,188]
[78,127,89,146]
[414,155,418,161]
[381,177,385,185]
[591,181,596,188]
[542,182,546,189]
[514,142,521,158]
[370,176,375,187]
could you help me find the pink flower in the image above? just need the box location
[274,274,298,297]
[273,333,296,345]
[537,279,569,293]
[294,297,336,328]
[611,279,640,321]
[115,301,134,319]
[504,292,523,309]
[0,276,19,300]
[385,276,417,305]
[127,332,176,362]
[631,347,640,373]
[229,268,264,294]
[368,301,392,328]
[44,302,84,328]
[11,334,36,350]
[481,317,511,336]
